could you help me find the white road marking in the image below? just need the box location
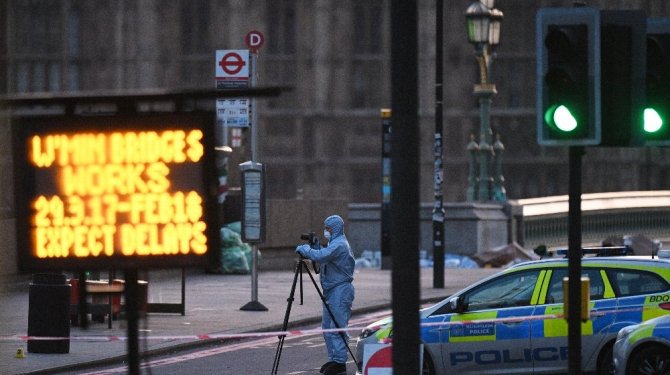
[76,309,390,374]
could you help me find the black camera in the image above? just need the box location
[300,232,319,247]
[299,232,321,274]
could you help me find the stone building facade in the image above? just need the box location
[1,0,670,273]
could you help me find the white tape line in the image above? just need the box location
[0,306,645,342]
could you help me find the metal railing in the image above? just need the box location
[512,191,670,249]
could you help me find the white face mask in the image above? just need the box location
[323,230,331,240]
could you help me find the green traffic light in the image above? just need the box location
[545,104,578,132]
[643,108,664,133]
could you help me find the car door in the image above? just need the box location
[531,267,615,373]
[609,267,670,324]
[435,269,543,374]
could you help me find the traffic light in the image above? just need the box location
[537,8,600,146]
[643,19,670,145]
[599,10,646,147]
[537,8,648,147]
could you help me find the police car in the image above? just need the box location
[613,314,670,375]
[356,255,670,374]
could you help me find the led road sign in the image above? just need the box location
[14,113,218,271]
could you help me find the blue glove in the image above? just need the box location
[295,244,310,257]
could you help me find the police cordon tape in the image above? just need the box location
[0,305,649,343]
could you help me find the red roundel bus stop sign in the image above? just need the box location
[219,52,246,75]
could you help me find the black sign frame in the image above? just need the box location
[13,112,219,272]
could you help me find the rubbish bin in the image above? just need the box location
[27,273,71,353]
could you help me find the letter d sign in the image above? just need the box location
[245,30,265,54]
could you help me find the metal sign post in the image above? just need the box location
[433,0,445,288]
[246,30,265,163]
[251,53,258,162]
[240,30,267,311]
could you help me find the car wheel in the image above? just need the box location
[597,344,615,375]
[627,344,670,375]
[422,350,435,375]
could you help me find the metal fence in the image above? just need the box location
[514,191,670,250]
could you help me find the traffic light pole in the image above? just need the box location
[567,146,584,375]
[391,0,420,373]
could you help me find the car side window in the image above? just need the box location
[545,268,605,304]
[462,270,541,311]
[608,269,670,297]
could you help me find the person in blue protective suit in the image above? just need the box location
[295,214,355,375]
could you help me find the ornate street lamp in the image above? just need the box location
[466,1,491,45]
[465,0,506,202]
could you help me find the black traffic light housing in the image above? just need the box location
[599,10,646,147]
[536,7,600,146]
[643,18,670,145]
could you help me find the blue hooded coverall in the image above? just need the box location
[295,215,355,365]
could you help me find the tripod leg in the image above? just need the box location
[271,259,303,374]
[271,335,286,374]
[300,262,304,305]
[303,266,358,364]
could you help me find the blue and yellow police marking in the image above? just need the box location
[540,304,594,337]
[628,323,655,344]
[448,311,497,342]
[600,270,615,298]
[643,293,670,321]
[531,270,548,305]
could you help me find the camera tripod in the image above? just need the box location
[271,256,357,374]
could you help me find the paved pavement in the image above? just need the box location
[0,264,499,375]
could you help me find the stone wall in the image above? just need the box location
[347,202,509,258]
[258,199,349,270]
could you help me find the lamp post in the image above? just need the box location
[465,0,505,202]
